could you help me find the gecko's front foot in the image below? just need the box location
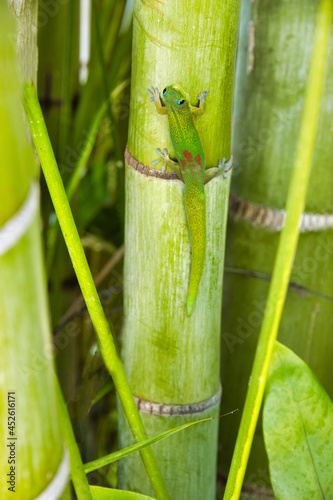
[198,90,209,102]
[146,86,167,114]
[146,86,160,102]
[191,90,209,116]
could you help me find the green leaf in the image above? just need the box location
[90,486,155,499]
[84,416,213,473]
[263,341,333,499]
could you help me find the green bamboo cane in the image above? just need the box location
[22,82,170,500]
[118,0,240,498]
[9,0,38,85]
[223,1,332,497]
[220,1,333,494]
[0,3,69,498]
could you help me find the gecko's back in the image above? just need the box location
[162,84,206,315]
[164,87,205,186]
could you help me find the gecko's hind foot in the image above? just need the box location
[218,155,233,179]
[152,147,170,172]
[204,155,233,183]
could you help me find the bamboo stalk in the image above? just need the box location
[10,0,38,85]
[0,3,69,498]
[118,1,241,498]
[220,0,333,496]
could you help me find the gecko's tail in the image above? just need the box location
[185,186,206,316]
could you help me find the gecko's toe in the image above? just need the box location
[218,156,232,177]
[198,90,209,100]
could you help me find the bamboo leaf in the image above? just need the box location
[91,377,114,407]
[263,342,333,500]
[84,417,213,473]
[90,486,155,500]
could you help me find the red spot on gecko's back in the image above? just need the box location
[183,150,193,162]
[180,158,186,170]
[194,154,203,170]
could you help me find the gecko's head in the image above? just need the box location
[162,84,190,112]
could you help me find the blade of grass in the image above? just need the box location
[23,82,170,500]
[84,417,213,473]
[90,485,155,499]
[223,1,333,498]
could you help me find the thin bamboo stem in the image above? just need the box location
[55,380,92,500]
[23,82,170,500]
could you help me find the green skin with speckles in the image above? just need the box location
[149,83,226,315]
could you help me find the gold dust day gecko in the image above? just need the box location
[147,84,231,316]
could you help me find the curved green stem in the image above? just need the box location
[56,380,92,500]
[23,82,170,500]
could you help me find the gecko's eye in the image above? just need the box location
[162,88,167,95]
[177,99,185,105]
